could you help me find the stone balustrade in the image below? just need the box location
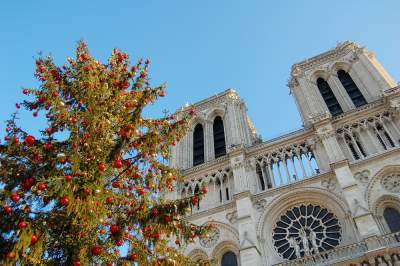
[272,232,400,266]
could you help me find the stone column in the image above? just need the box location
[229,149,261,266]
[329,74,354,111]
[204,120,214,162]
[315,121,380,238]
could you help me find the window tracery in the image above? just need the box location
[381,174,400,193]
[272,204,342,260]
[199,227,220,248]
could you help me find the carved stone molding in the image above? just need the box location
[226,210,238,224]
[254,198,268,212]
[321,178,337,191]
[199,227,220,248]
[354,170,370,184]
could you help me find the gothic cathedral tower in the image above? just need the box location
[170,42,400,266]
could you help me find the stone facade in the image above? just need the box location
[169,42,400,265]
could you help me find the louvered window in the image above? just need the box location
[193,124,204,166]
[337,70,367,107]
[213,116,226,158]
[317,78,343,116]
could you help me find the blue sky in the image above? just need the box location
[0,1,399,140]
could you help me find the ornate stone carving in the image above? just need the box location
[354,170,370,184]
[321,178,337,191]
[272,204,342,260]
[199,227,220,248]
[308,111,332,125]
[352,198,369,216]
[254,199,268,212]
[381,173,400,193]
[226,210,238,224]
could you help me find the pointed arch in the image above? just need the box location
[337,69,367,107]
[213,116,226,158]
[316,77,343,116]
[193,124,205,166]
[383,207,400,233]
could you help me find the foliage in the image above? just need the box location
[0,42,210,265]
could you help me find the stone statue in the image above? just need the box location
[309,230,319,254]
[288,237,301,258]
[299,228,310,256]
[377,257,388,266]
[393,254,400,266]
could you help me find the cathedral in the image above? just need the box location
[168,41,400,266]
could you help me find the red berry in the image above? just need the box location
[106,197,113,204]
[114,159,123,169]
[145,59,150,65]
[112,181,120,188]
[15,103,20,109]
[81,53,89,61]
[74,261,81,266]
[30,235,38,245]
[116,239,123,246]
[121,82,129,89]
[37,183,46,191]
[18,220,27,229]
[175,239,180,245]
[202,186,208,194]
[189,108,196,115]
[24,135,35,146]
[64,175,73,182]
[191,196,199,205]
[60,196,69,206]
[6,251,16,260]
[98,163,106,172]
[91,246,102,256]
[153,232,160,239]
[10,193,20,202]
[110,224,119,234]
[137,188,145,195]
[22,88,29,95]
[4,206,12,214]
[44,143,52,150]
[45,128,53,134]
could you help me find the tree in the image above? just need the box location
[0,42,210,265]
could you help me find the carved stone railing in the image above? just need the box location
[273,232,400,266]
[248,131,321,191]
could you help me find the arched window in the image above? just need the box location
[213,116,226,158]
[193,124,205,166]
[344,134,360,160]
[337,70,367,107]
[194,185,200,210]
[383,207,400,233]
[221,251,238,266]
[317,78,343,117]
[256,163,266,191]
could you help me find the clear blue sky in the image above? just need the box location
[1,1,399,140]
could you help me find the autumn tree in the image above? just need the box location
[0,42,210,265]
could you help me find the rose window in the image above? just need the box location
[272,204,342,260]
[199,227,220,248]
[381,174,400,193]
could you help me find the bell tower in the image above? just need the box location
[169,89,258,170]
[288,41,397,127]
